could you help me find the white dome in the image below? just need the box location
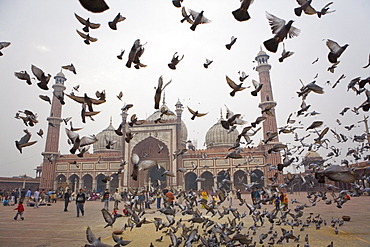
[205,118,239,148]
[93,123,122,153]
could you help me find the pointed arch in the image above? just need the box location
[185,172,197,191]
[200,171,213,191]
[234,170,247,190]
[251,169,264,188]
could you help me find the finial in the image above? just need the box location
[162,91,166,105]
[220,108,223,119]
[110,116,112,125]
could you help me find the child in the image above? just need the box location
[122,205,129,216]
[112,207,122,218]
[14,201,24,220]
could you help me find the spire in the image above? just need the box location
[220,108,223,119]
[162,91,166,105]
[110,116,112,125]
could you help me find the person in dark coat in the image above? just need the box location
[64,189,71,212]
[75,189,86,217]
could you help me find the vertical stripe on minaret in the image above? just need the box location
[175,99,184,188]
[39,71,66,190]
[255,50,282,178]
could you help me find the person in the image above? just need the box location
[156,191,161,209]
[25,188,31,203]
[121,189,128,201]
[64,189,71,211]
[75,189,86,217]
[165,190,175,206]
[33,188,40,208]
[13,201,24,220]
[102,189,110,211]
[47,189,53,203]
[112,207,122,218]
[20,188,26,203]
[113,189,121,209]
[201,190,208,209]
[236,189,242,201]
[274,196,280,211]
[255,188,261,209]
[251,188,256,205]
[279,192,285,210]
[283,193,288,210]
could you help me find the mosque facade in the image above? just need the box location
[39,50,282,193]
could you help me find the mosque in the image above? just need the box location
[38,50,282,194]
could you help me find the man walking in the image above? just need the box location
[25,188,31,203]
[113,189,121,209]
[102,189,110,211]
[64,189,71,212]
[33,188,40,208]
[75,189,86,217]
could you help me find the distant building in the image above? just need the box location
[38,50,283,194]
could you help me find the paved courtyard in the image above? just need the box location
[0,192,369,247]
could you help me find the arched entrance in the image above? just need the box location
[185,172,197,191]
[82,174,92,192]
[96,174,106,193]
[217,170,231,190]
[131,136,170,188]
[148,165,166,189]
[234,170,247,191]
[200,171,213,192]
[250,169,264,188]
[69,174,79,193]
[55,174,68,194]
[110,174,119,191]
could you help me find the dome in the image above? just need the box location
[205,118,239,148]
[257,50,267,56]
[146,103,188,144]
[93,123,122,153]
[304,151,322,159]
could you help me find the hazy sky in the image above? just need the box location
[0,0,369,177]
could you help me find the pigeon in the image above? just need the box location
[117,91,123,101]
[327,61,340,73]
[39,95,51,104]
[278,43,294,62]
[326,39,349,63]
[332,74,346,89]
[315,165,356,183]
[117,49,125,60]
[74,13,100,33]
[264,12,300,53]
[37,129,44,138]
[232,0,253,22]
[108,13,126,30]
[62,64,77,74]
[180,7,193,24]
[203,58,213,68]
[76,30,98,45]
[31,65,51,90]
[15,71,33,85]
[238,71,248,82]
[126,39,146,69]
[78,0,109,13]
[172,0,183,8]
[105,136,117,149]
[15,129,37,153]
[306,121,323,130]
[168,52,184,70]
[101,208,116,228]
[154,75,172,109]
[226,75,246,96]
[188,9,211,31]
[225,36,237,50]
[317,2,336,18]
[294,0,317,17]
[251,79,263,96]
[363,54,370,68]
[66,93,106,112]
[0,42,11,56]
[187,106,208,120]
[112,233,131,246]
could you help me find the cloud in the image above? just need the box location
[35,44,50,53]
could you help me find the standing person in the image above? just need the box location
[236,189,242,201]
[274,195,280,211]
[255,188,261,209]
[20,188,26,203]
[165,190,175,206]
[25,188,31,203]
[113,189,121,209]
[251,188,256,205]
[121,189,128,201]
[283,193,288,210]
[156,191,162,209]
[13,201,25,220]
[75,189,86,217]
[33,188,40,208]
[279,192,285,210]
[102,189,110,211]
[64,189,71,212]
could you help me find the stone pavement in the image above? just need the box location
[0,193,369,247]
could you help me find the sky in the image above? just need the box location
[0,0,369,178]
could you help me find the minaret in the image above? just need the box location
[175,98,184,187]
[255,50,281,174]
[39,71,67,190]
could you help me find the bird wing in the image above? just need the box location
[80,135,98,147]
[76,29,88,39]
[14,71,29,80]
[196,112,208,117]
[86,226,97,244]
[252,79,260,89]
[131,153,140,165]
[74,13,87,25]
[187,106,196,115]
[181,7,194,24]
[266,12,285,34]
[31,65,45,81]
[65,128,79,144]
[162,79,172,91]
[326,39,341,53]
[78,0,109,13]
[226,75,238,89]
[101,208,114,224]
[138,160,157,171]
[112,233,120,243]
[0,42,11,49]
[288,26,301,39]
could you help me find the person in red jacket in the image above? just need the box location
[14,201,24,220]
